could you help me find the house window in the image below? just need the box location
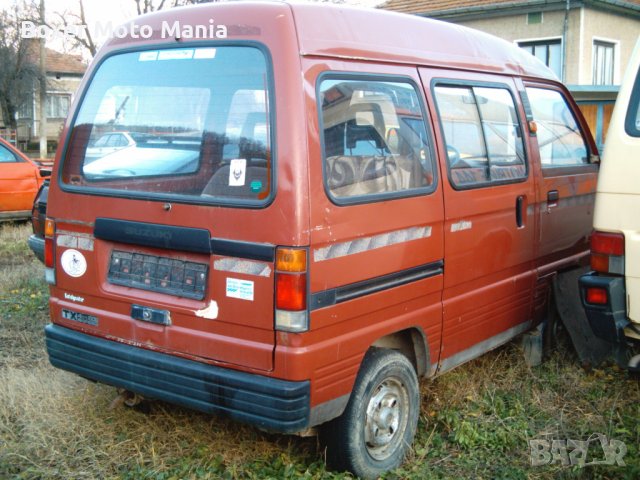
[593,40,615,85]
[17,101,33,119]
[527,12,543,25]
[519,39,562,79]
[46,93,71,118]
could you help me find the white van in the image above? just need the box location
[580,37,640,371]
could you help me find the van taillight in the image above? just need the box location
[590,231,624,275]
[275,248,308,332]
[585,287,608,305]
[44,218,56,284]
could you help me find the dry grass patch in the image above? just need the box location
[0,221,638,479]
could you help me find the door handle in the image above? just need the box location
[516,195,525,228]
[547,190,559,211]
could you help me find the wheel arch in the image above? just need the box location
[371,326,429,378]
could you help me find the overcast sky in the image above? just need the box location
[0,0,385,56]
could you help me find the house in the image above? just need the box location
[380,0,640,150]
[17,41,87,148]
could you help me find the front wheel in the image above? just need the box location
[320,348,420,479]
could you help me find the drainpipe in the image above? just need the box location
[562,0,570,83]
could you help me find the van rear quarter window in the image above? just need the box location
[319,77,436,202]
[526,87,589,166]
[61,45,273,205]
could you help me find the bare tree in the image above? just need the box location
[0,1,40,129]
[53,0,97,57]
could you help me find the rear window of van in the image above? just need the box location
[61,45,274,206]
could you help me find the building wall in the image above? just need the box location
[18,74,82,144]
[580,8,640,84]
[453,9,582,83]
[450,7,638,86]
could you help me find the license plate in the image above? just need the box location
[61,309,98,326]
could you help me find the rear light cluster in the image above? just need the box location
[275,247,308,332]
[585,231,625,306]
[590,231,625,275]
[44,218,56,284]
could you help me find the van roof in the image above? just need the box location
[288,2,557,80]
[105,1,557,81]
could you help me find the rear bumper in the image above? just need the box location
[28,234,45,262]
[45,324,310,433]
[579,272,629,344]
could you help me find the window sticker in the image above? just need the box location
[229,158,247,186]
[138,51,158,62]
[194,48,217,59]
[158,49,193,61]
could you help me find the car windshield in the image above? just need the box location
[62,46,273,204]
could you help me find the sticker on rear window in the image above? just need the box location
[60,249,88,278]
[158,49,193,61]
[139,51,158,62]
[229,158,247,186]
[226,278,254,301]
[194,48,217,59]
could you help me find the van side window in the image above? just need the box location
[626,65,640,137]
[526,88,589,166]
[434,85,526,188]
[319,77,435,202]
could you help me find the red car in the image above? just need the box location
[0,137,47,221]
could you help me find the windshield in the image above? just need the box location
[62,46,273,204]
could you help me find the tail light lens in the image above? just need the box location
[590,231,624,275]
[585,287,608,305]
[44,218,56,284]
[44,218,55,268]
[275,248,308,332]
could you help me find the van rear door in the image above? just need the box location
[50,45,279,371]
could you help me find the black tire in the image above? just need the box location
[320,348,420,479]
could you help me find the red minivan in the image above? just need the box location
[43,3,598,477]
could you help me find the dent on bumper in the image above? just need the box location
[45,324,310,433]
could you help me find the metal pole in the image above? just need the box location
[39,0,47,159]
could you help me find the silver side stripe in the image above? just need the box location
[214,258,272,277]
[314,225,432,262]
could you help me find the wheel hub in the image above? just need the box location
[364,377,409,459]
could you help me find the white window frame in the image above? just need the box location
[45,91,72,119]
[592,37,620,85]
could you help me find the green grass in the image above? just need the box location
[0,222,638,479]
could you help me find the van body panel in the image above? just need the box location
[589,39,640,326]
[301,58,445,404]
[420,68,536,367]
[43,2,598,451]
[291,4,556,81]
[47,3,311,373]
[522,82,598,276]
[580,37,640,350]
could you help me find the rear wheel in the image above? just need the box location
[320,348,419,479]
